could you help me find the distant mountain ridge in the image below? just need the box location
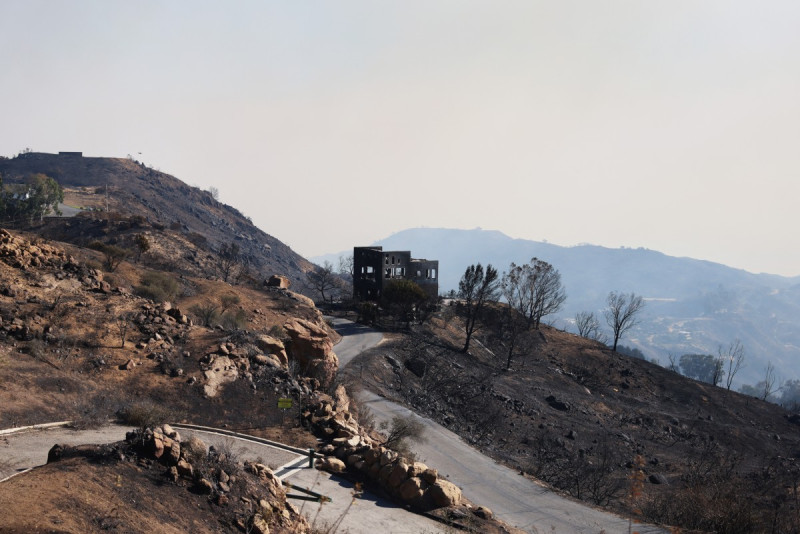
[314,227,800,387]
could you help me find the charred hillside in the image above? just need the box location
[342,303,800,532]
[0,152,313,285]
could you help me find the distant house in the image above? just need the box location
[353,246,438,300]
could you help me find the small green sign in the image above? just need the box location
[278,398,293,409]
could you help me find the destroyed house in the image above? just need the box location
[353,246,438,300]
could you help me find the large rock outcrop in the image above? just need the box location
[254,334,289,367]
[303,388,464,512]
[283,318,338,386]
[202,355,239,397]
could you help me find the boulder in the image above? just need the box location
[427,479,462,508]
[649,473,669,485]
[378,463,394,483]
[387,461,410,488]
[474,506,493,520]
[176,459,193,478]
[166,466,179,482]
[317,456,346,474]
[405,357,427,378]
[251,513,271,534]
[283,318,339,386]
[332,384,351,414]
[545,395,571,412]
[421,467,438,484]
[197,478,214,494]
[266,275,291,289]
[364,448,381,465]
[182,436,208,462]
[254,335,288,366]
[149,434,165,459]
[408,462,429,477]
[46,444,65,463]
[398,477,426,501]
[252,353,282,368]
[379,449,397,467]
[288,291,316,309]
[202,356,238,397]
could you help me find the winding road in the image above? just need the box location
[330,317,666,534]
[0,317,666,533]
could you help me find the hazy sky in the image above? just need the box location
[1,1,798,276]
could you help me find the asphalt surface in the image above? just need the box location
[331,317,667,534]
[0,423,446,532]
[329,317,384,368]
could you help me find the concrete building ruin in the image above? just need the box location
[353,246,438,301]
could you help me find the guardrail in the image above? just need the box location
[169,422,321,459]
[0,421,72,436]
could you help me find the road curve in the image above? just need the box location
[0,423,447,533]
[331,317,667,534]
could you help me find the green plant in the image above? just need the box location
[134,271,179,302]
[219,292,240,313]
[221,309,248,331]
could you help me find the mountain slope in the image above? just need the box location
[317,227,800,387]
[0,152,314,285]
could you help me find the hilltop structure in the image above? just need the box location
[353,246,438,300]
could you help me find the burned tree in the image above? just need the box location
[604,291,645,352]
[457,263,499,353]
[502,258,566,330]
[215,242,241,283]
[306,261,339,304]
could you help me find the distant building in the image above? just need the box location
[353,246,438,300]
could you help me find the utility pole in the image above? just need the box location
[105,183,109,212]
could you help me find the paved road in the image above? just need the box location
[332,318,667,534]
[0,425,447,533]
[0,425,135,482]
[328,317,384,368]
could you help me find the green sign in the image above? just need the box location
[278,398,293,409]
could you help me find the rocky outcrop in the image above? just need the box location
[202,355,239,397]
[265,275,290,289]
[196,335,320,398]
[117,426,310,533]
[254,334,288,367]
[0,230,84,273]
[302,388,467,512]
[283,318,339,387]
